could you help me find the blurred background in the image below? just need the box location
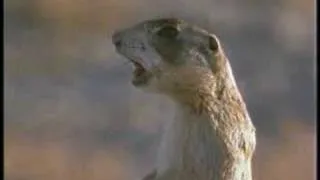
[4,0,316,180]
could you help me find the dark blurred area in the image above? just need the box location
[4,0,316,180]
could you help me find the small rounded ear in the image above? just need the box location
[208,35,220,52]
[207,34,226,74]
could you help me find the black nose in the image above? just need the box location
[112,31,122,47]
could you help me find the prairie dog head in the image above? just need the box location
[112,18,229,97]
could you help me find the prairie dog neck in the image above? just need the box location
[156,105,222,177]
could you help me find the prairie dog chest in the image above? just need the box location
[156,107,223,174]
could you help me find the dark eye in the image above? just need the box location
[156,26,179,38]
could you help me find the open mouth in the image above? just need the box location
[132,60,147,77]
[128,58,150,86]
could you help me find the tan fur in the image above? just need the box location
[112,18,256,180]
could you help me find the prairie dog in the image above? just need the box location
[112,18,256,180]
